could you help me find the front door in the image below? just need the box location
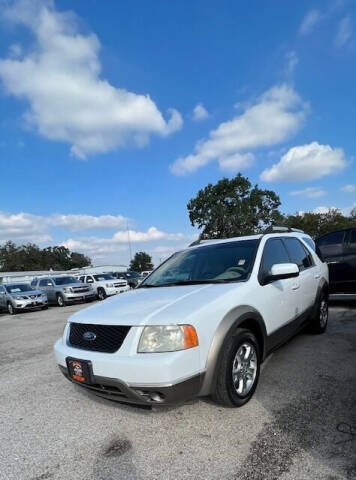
[343,229,356,294]
[316,230,347,294]
[256,238,300,337]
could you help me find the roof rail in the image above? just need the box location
[264,226,304,234]
[189,234,221,247]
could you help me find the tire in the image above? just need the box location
[56,293,66,307]
[212,328,260,407]
[97,288,106,301]
[309,292,328,334]
[7,302,17,315]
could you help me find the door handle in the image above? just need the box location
[314,274,321,279]
[292,283,300,290]
[327,261,337,264]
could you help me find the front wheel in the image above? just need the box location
[310,293,328,334]
[56,293,66,307]
[212,328,260,407]
[7,302,16,315]
[97,288,106,301]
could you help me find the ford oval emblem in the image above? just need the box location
[83,331,96,341]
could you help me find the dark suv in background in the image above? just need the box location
[316,226,356,295]
[112,271,141,288]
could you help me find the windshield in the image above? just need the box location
[5,284,32,293]
[141,240,258,287]
[53,276,79,285]
[93,274,114,281]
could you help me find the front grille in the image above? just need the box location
[72,287,90,293]
[29,294,40,299]
[114,282,126,288]
[68,323,130,353]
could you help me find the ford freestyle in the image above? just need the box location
[54,228,329,407]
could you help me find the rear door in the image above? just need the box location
[343,229,356,294]
[316,231,347,294]
[283,237,317,315]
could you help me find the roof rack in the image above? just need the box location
[263,226,304,234]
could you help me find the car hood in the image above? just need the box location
[68,283,242,326]
[12,289,43,297]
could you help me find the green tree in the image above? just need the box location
[0,242,91,271]
[187,173,282,238]
[129,251,153,272]
[281,208,355,239]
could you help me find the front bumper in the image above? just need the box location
[62,292,96,302]
[14,298,48,309]
[58,365,202,406]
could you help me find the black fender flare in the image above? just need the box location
[199,305,267,396]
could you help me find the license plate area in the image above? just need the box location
[66,357,94,384]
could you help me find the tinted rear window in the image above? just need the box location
[316,231,345,257]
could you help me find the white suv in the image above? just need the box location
[54,228,328,407]
[78,274,130,300]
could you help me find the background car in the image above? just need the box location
[31,275,95,307]
[0,282,48,315]
[78,273,130,300]
[316,226,356,295]
[112,271,141,288]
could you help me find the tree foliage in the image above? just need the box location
[281,208,356,239]
[129,251,153,272]
[0,241,91,272]
[187,174,282,238]
[187,173,356,240]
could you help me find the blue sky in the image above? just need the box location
[0,0,355,266]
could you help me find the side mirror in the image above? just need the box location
[87,279,94,283]
[268,263,299,282]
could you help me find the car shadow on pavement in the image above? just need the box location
[235,305,356,480]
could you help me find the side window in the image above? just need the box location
[346,229,356,253]
[302,237,316,251]
[86,276,94,283]
[79,276,85,282]
[39,279,48,287]
[283,238,313,271]
[260,239,290,283]
[316,231,345,257]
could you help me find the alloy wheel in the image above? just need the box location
[232,342,258,397]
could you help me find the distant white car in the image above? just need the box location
[78,274,129,300]
[54,228,328,407]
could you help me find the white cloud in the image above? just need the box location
[299,9,322,35]
[61,229,193,265]
[171,84,307,175]
[0,212,51,243]
[335,16,352,47]
[113,226,185,243]
[313,206,338,214]
[341,184,356,193]
[49,214,129,230]
[261,142,347,182]
[290,187,326,198]
[218,152,255,172]
[285,51,299,75]
[0,0,182,158]
[192,103,210,121]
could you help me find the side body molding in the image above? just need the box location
[199,305,267,396]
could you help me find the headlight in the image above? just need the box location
[63,287,72,293]
[138,325,198,353]
[14,295,23,300]
[106,283,114,288]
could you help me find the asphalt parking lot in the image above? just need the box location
[0,302,355,480]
